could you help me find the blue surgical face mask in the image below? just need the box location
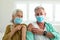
[14,17,23,24]
[36,15,44,22]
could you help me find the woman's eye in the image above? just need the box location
[36,13,39,16]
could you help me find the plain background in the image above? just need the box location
[0,0,60,40]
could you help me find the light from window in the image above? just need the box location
[41,3,53,21]
[55,4,60,22]
[29,3,41,21]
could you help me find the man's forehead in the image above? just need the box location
[37,8,44,11]
[35,9,44,12]
[35,6,44,11]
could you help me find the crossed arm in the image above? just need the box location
[28,24,54,38]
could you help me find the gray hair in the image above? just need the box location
[34,6,44,12]
[12,9,23,16]
[11,9,23,23]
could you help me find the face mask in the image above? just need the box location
[14,17,23,24]
[36,15,44,22]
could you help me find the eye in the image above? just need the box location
[36,13,39,16]
[21,16,23,17]
[40,13,43,15]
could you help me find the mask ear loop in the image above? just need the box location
[44,13,47,22]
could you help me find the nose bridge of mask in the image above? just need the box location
[14,17,22,24]
[36,15,44,22]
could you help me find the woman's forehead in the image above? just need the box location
[16,12,23,16]
[36,9,44,11]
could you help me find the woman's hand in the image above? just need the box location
[32,28,44,35]
[9,25,22,38]
[15,25,22,31]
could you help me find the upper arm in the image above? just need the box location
[28,23,34,28]
[4,25,11,34]
[27,23,34,31]
[2,25,11,40]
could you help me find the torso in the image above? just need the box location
[31,22,50,40]
[37,22,45,30]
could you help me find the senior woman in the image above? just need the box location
[2,9,27,40]
[27,6,60,40]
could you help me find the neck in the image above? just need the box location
[37,21,45,29]
[13,23,21,27]
[37,21,44,25]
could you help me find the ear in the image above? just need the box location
[12,14,15,19]
[35,13,36,17]
[12,14,15,21]
[44,10,46,16]
[45,13,46,16]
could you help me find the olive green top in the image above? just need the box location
[2,24,27,40]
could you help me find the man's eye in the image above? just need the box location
[21,16,23,17]
[40,12,43,15]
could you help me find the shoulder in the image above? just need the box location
[28,22,36,25]
[45,22,56,30]
[21,24,27,27]
[6,24,13,30]
[4,24,12,34]
[45,22,53,26]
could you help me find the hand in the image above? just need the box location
[28,23,34,32]
[32,28,44,35]
[15,25,22,31]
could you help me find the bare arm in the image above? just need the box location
[27,23,34,32]
[22,25,26,40]
[28,23,54,38]
[32,28,54,38]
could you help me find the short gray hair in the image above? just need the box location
[34,6,44,12]
[12,9,23,16]
[11,9,23,23]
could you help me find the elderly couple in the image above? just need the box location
[2,6,60,40]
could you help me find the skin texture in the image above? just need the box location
[28,8,54,38]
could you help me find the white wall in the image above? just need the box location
[0,0,15,40]
[0,0,60,40]
[0,0,12,31]
[0,0,60,32]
